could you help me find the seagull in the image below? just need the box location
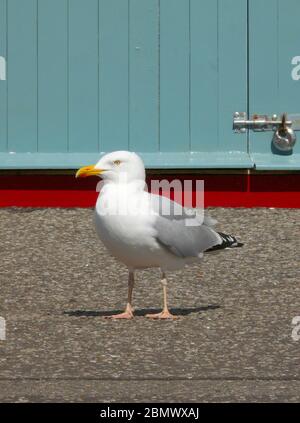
[76,151,243,320]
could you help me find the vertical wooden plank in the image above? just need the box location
[218,0,247,152]
[277,0,300,157]
[7,0,37,152]
[249,0,278,116]
[278,0,293,109]
[160,0,189,152]
[38,0,68,152]
[278,1,300,114]
[249,0,278,155]
[249,0,300,159]
[129,0,159,152]
[99,0,129,152]
[0,0,7,152]
[190,0,218,152]
[69,0,98,153]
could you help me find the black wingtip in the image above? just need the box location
[205,232,244,252]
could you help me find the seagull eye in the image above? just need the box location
[113,160,121,166]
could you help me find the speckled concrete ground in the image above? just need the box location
[0,207,299,402]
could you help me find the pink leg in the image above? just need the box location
[146,309,178,320]
[146,274,178,320]
[107,303,134,320]
[105,271,135,319]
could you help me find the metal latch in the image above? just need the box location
[233,112,298,152]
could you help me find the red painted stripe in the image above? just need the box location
[0,190,97,208]
[205,192,300,208]
[0,190,298,208]
[0,173,299,208]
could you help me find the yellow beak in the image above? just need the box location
[75,165,104,178]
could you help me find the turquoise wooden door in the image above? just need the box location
[2,0,299,170]
[249,0,300,169]
[0,0,250,169]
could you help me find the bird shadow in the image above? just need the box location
[63,304,220,318]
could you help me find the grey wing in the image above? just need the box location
[149,193,217,226]
[150,193,221,258]
[154,215,221,258]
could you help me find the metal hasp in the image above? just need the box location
[233,112,297,152]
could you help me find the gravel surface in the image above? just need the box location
[0,207,299,402]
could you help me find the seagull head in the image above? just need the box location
[75,151,146,183]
